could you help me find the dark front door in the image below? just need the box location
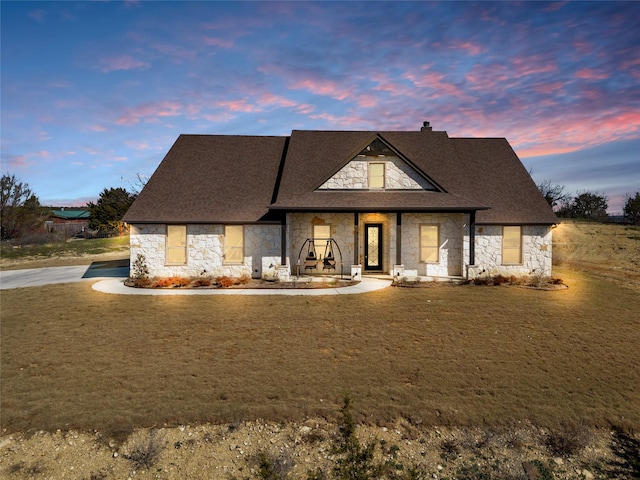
[364,223,383,271]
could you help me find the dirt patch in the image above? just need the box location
[2,421,637,480]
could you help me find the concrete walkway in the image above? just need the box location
[91,276,391,295]
[0,263,391,295]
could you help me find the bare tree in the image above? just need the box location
[537,180,571,211]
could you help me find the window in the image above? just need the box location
[503,226,522,264]
[166,225,187,265]
[313,224,331,253]
[368,162,385,189]
[224,225,244,264]
[420,225,439,263]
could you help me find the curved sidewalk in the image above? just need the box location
[92,277,391,296]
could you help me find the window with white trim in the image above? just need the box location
[166,225,187,265]
[502,226,522,264]
[224,225,244,264]
[420,224,439,263]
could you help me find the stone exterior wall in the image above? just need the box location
[288,213,355,275]
[467,225,553,278]
[129,223,281,279]
[400,213,465,276]
[318,156,434,190]
[130,220,552,280]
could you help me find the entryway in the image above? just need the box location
[364,223,383,271]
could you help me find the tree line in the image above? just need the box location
[1,172,639,243]
[537,179,639,223]
[1,173,137,242]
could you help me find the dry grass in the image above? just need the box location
[2,264,638,435]
[0,235,130,270]
[553,221,640,292]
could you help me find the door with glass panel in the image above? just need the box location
[364,223,383,270]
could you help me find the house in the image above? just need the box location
[45,208,90,236]
[122,124,557,280]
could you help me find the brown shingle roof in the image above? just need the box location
[123,134,287,223]
[124,129,557,225]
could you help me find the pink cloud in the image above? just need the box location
[465,64,513,91]
[512,109,640,157]
[98,55,150,73]
[258,93,298,109]
[202,36,234,49]
[575,68,609,80]
[534,82,565,94]
[512,56,557,78]
[448,40,485,56]
[542,1,568,12]
[115,101,182,125]
[216,99,258,113]
[403,69,465,98]
[90,125,109,132]
[5,154,32,169]
[288,78,351,101]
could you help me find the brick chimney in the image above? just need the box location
[421,121,432,131]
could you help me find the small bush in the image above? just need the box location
[151,276,190,288]
[167,276,190,287]
[493,274,510,285]
[152,277,173,288]
[128,277,152,288]
[125,430,165,470]
[193,278,212,287]
[216,276,234,288]
[546,422,592,457]
[255,450,293,480]
[440,438,461,460]
[238,273,252,285]
[132,253,149,279]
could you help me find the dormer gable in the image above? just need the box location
[316,135,440,191]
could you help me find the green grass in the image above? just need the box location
[1,266,638,435]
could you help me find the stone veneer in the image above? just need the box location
[288,212,356,275]
[129,223,282,279]
[130,221,552,280]
[467,225,553,278]
[318,155,435,190]
[401,213,465,276]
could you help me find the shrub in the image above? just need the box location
[132,253,149,279]
[255,450,293,480]
[124,430,165,470]
[546,422,592,457]
[333,395,381,480]
[216,276,234,288]
[493,274,510,285]
[152,277,173,288]
[167,276,190,287]
[129,277,151,288]
[238,273,252,285]
[193,278,212,287]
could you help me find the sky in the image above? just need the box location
[1,1,639,214]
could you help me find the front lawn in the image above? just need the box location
[1,266,638,435]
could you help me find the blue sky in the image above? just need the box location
[1,1,639,213]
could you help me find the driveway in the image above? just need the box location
[0,260,129,290]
